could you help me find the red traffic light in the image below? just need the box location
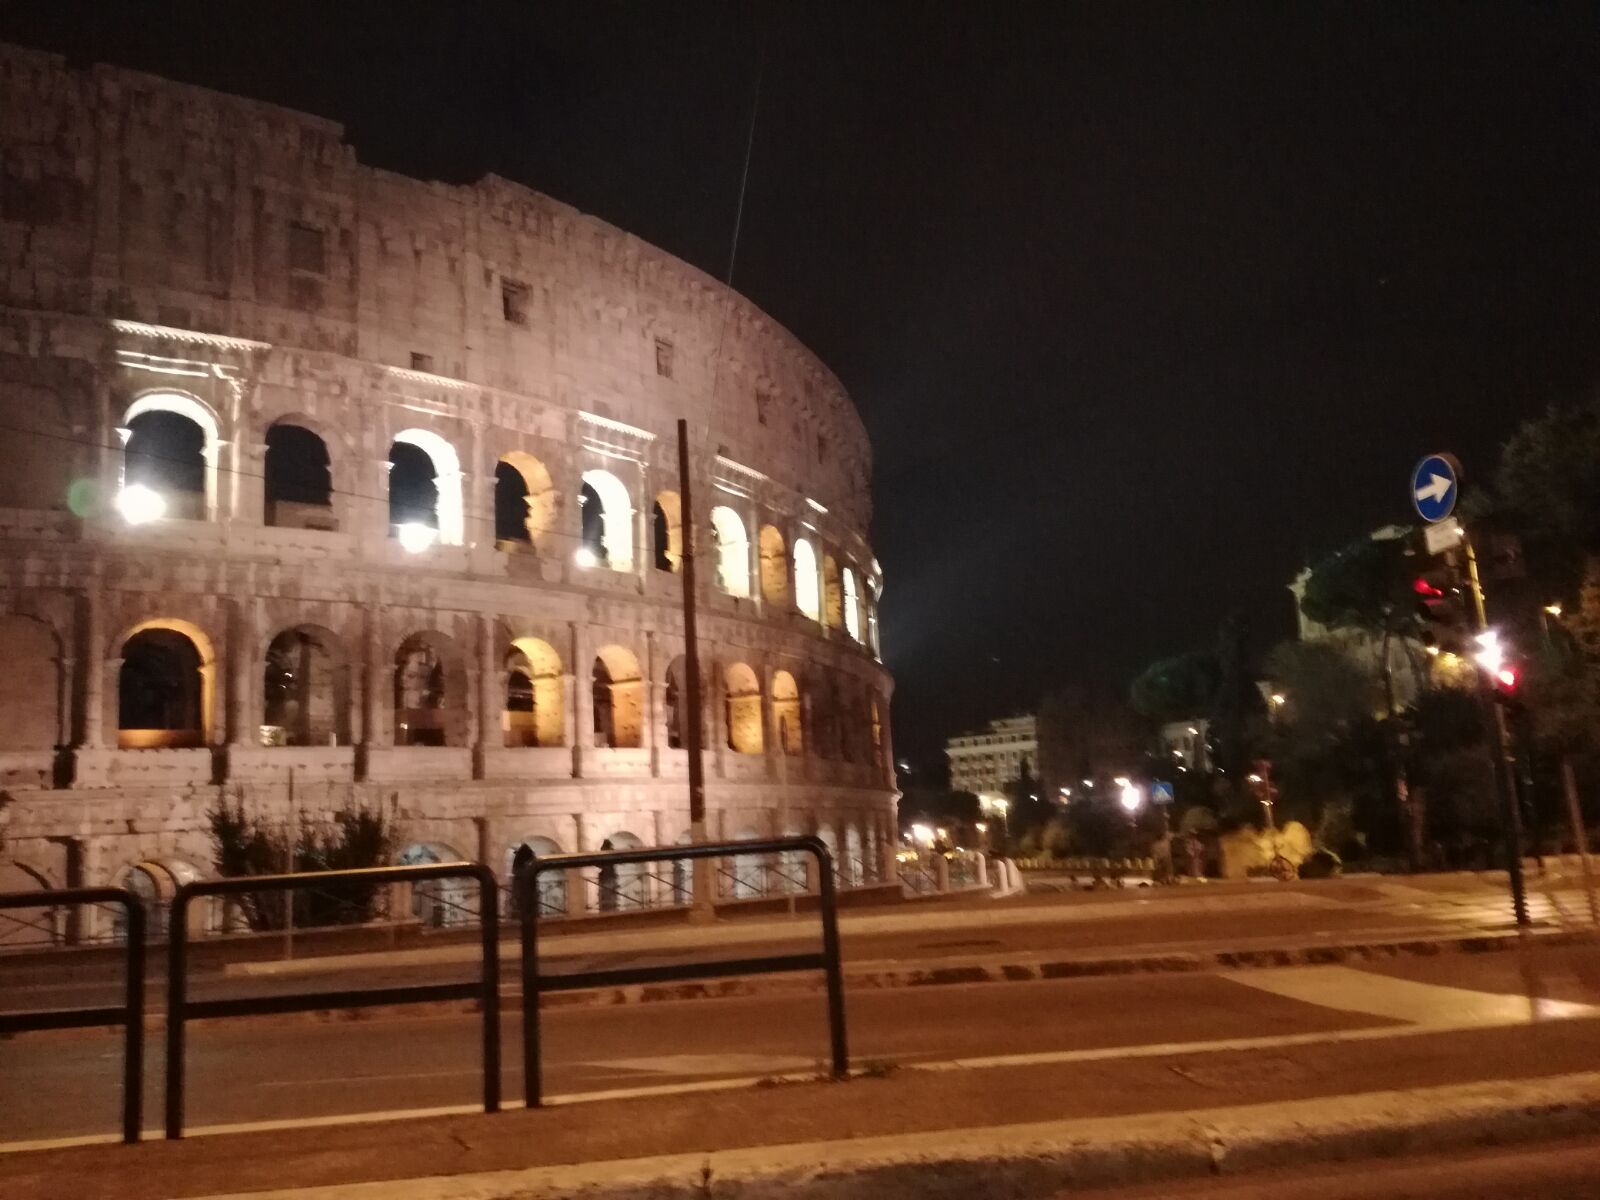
[1496,666,1518,690]
[1413,576,1445,599]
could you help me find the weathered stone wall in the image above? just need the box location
[0,43,896,936]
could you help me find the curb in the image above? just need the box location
[186,1070,1600,1199]
[10,926,1593,1037]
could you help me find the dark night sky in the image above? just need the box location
[8,2,1600,774]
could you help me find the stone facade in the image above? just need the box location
[0,43,896,938]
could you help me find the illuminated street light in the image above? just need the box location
[396,522,437,554]
[1474,629,1504,674]
[1545,603,1563,618]
[1269,692,1287,708]
[910,823,935,847]
[974,822,987,833]
[1115,776,1143,813]
[115,483,166,525]
[573,546,598,569]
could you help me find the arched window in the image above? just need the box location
[823,555,844,630]
[597,831,648,911]
[792,537,820,621]
[118,626,207,748]
[842,567,862,641]
[264,424,333,530]
[809,673,841,760]
[397,843,475,927]
[724,662,763,754]
[578,468,634,572]
[495,452,555,549]
[709,506,750,597]
[867,590,882,660]
[772,669,802,756]
[388,429,464,546]
[653,491,682,572]
[591,645,643,748]
[870,696,885,769]
[263,626,348,746]
[394,632,464,746]
[123,410,206,521]
[508,836,567,917]
[504,637,563,747]
[759,525,787,606]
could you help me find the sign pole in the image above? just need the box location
[677,420,714,921]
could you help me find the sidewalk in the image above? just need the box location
[9,1011,1600,1199]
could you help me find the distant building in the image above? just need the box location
[1158,718,1211,773]
[945,715,1038,800]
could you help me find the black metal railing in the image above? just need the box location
[163,862,501,1139]
[0,887,146,1142]
[515,836,848,1106]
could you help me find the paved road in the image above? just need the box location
[6,941,1600,1145]
[4,872,1584,1014]
[1086,1134,1600,1198]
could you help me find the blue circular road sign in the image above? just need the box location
[1411,453,1459,523]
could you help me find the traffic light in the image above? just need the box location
[1413,566,1470,654]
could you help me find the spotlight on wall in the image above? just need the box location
[396,522,437,554]
[574,546,598,569]
[115,483,167,525]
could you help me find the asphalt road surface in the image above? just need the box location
[6,942,1600,1145]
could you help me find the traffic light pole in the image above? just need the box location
[1461,527,1530,928]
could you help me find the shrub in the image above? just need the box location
[1299,848,1342,879]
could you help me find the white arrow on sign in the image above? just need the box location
[1415,474,1453,505]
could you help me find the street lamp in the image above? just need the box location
[115,483,166,525]
[1114,776,1143,813]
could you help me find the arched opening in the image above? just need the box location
[867,594,882,659]
[759,525,787,607]
[842,567,862,641]
[118,625,207,748]
[262,626,349,746]
[793,537,820,621]
[264,423,334,530]
[591,645,643,748]
[772,669,802,756]
[597,831,647,911]
[808,672,841,761]
[394,632,465,746]
[724,662,764,754]
[389,428,464,546]
[823,554,844,630]
[508,835,566,918]
[494,452,555,549]
[653,491,682,572]
[397,843,474,927]
[504,636,563,747]
[709,506,751,598]
[123,409,207,521]
[579,468,634,572]
[117,859,208,941]
[728,827,766,899]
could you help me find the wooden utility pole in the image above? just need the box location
[677,420,713,919]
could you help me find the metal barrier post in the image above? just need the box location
[478,869,501,1114]
[0,887,147,1144]
[164,889,190,1139]
[521,858,543,1107]
[122,898,147,1143]
[814,842,849,1079]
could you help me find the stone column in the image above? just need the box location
[645,631,661,777]
[473,613,496,780]
[226,597,256,747]
[361,603,385,753]
[568,620,589,777]
[709,656,727,780]
[79,587,103,749]
[566,812,590,916]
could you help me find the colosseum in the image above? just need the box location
[0,42,896,942]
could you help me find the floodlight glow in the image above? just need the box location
[910,823,935,846]
[1118,780,1143,812]
[1474,629,1504,674]
[396,522,437,554]
[574,546,598,569]
[116,483,166,525]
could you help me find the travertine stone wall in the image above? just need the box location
[0,42,897,933]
